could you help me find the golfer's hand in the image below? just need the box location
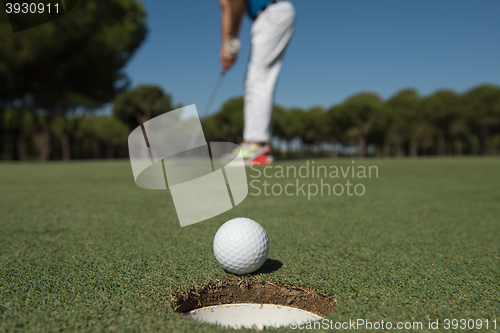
[220,47,237,73]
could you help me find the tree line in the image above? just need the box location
[204,85,500,157]
[2,83,500,160]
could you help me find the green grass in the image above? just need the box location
[1,158,499,332]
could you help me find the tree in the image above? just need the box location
[303,107,328,156]
[447,96,469,156]
[340,93,384,157]
[74,116,128,159]
[325,105,346,157]
[281,108,307,156]
[113,85,174,130]
[410,121,437,156]
[2,106,35,160]
[0,0,147,160]
[420,90,461,156]
[202,115,221,143]
[463,85,500,155]
[215,97,244,143]
[386,89,422,157]
[202,97,244,143]
[271,104,286,141]
[93,117,130,158]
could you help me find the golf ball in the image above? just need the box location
[213,218,269,275]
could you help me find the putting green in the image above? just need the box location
[0,158,499,332]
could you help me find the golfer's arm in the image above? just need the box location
[219,0,246,44]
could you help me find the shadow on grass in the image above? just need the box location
[251,258,283,275]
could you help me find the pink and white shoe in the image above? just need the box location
[246,145,273,166]
[221,143,274,166]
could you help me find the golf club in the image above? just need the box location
[200,38,241,123]
[184,72,225,151]
[186,38,241,150]
[200,72,225,124]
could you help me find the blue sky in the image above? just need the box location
[123,0,500,117]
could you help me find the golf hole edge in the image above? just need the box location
[183,303,323,329]
[171,278,337,328]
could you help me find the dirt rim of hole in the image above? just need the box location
[170,277,337,318]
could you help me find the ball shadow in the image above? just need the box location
[251,258,283,275]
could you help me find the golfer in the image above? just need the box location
[219,0,295,165]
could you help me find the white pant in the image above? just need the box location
[243,1,295,143]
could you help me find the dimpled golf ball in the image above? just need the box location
[213,218,269,275]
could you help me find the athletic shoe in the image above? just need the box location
[247,148,274,166]
[221,143,273,166]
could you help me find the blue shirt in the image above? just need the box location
[246,0,272,20]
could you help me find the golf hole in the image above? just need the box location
[171,278,337,329]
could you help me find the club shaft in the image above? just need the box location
[201,73,225,124]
